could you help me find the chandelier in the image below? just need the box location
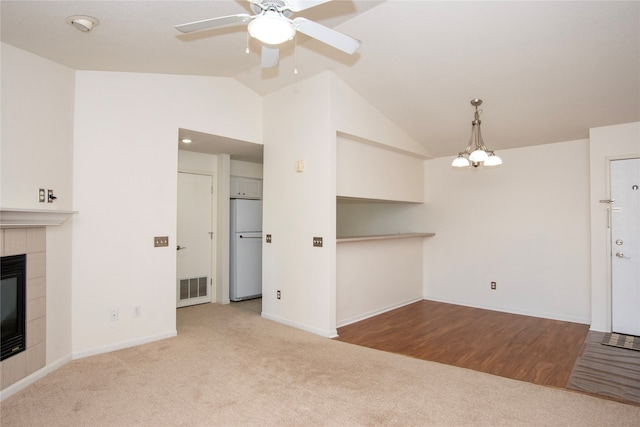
[452,99,502,168]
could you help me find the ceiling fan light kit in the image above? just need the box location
[452,99,503,168]
[175,0,361,69]
[248,10,296,45]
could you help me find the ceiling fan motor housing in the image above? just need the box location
[251,0,293,17]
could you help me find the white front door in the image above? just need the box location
[177,172,215,308]
[611,158,640,335]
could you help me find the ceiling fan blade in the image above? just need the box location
[175,14,252,33]
[292,17,361,54]
[286,0,332,12]
[261,46,280,68]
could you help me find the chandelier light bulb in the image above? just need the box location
[469,149,489,163]
[484,153,503,166]
[452,155,470,167]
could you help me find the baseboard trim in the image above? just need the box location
[0,354,71,401]
[261,312,337,338]
[72,330,177,360]
[336,296,423,328]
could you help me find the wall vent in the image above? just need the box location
[179,276,208,300]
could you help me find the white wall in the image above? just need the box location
[178,150,217,175]
[337,135,424,202]
[424,139,591,323]
[1,43,75,211]
[230,160,263,179]
[589,122,640,331]
[1,43,75,367]
[331,77,430,158]
[72,71,261,357]
[337,237,423,326]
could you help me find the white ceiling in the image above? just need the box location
[2,1,639,161]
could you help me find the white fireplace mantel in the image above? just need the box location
[0,208,77,228]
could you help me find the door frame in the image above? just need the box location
[177,169,217,304]
[605,155,640,332]
[607,156,640,333]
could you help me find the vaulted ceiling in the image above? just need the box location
[2,1,639,159]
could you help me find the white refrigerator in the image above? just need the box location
[229,199,263,301]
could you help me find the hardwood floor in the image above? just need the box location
[335,300,589,389]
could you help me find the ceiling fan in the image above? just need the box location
[175,0,362,68]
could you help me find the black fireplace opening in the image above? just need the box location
[1,254,26,361]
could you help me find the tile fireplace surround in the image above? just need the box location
[0,227,46,390]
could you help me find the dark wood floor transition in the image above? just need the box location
[335,300,590,389]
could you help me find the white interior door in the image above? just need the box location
[177,172,214,308]
[611,158,640,335]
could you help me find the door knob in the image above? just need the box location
[177,245,187,251]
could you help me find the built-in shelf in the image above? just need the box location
[0,208,77,228]
[336,232,435,243]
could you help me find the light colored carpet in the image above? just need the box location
[2,303,639,426]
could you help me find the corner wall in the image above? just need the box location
[72,71,262,357]
[424,139,592,323]
[261,72,427,337]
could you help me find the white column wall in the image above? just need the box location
[72,71,261,357]
[1,44,75,367]
[261,73,337,336]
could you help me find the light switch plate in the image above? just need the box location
[154,236,169,247]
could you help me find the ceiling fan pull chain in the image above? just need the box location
[245,32,250,54]
[293,35,299,74]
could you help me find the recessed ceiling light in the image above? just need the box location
[66,15,99,32]
[181,138,192,144]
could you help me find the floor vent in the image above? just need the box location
[179,276,208,300]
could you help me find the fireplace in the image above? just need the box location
[1,227,47,390]
[1,254,26,361]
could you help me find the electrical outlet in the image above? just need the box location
[38,188,46,203]
[154,236,169,247]
[277,290,281,300]
[491,282,497,290]
[266,234,272,243]
[47,189,56,203]
[110,309,119,321]
[313,237,323,247]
